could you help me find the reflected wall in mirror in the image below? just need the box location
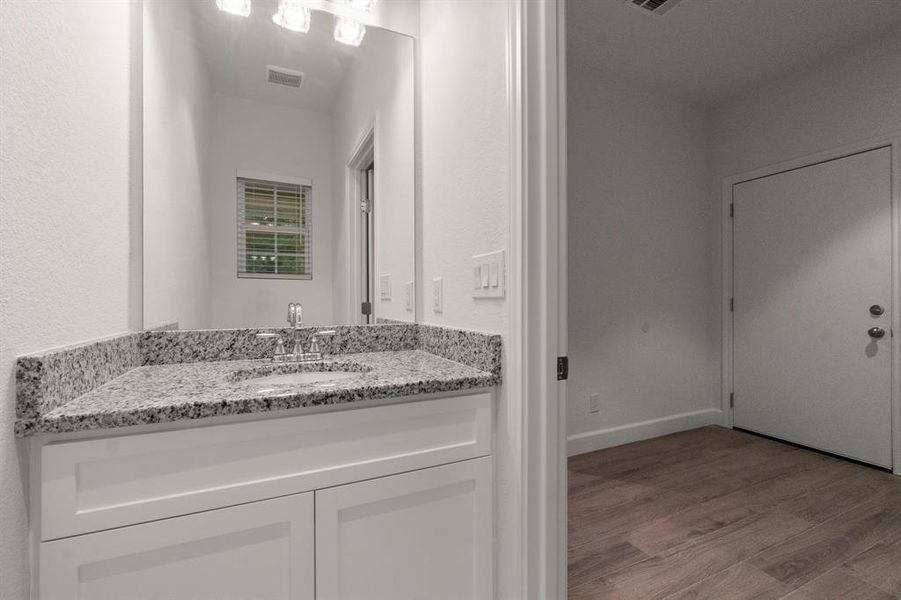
[143,0,414,329]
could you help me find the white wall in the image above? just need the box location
[143,0,212,330]
[208,93,335,328]
[332,28,415,324]
[566,63,720,454]
[418,1,513,597]
[0,1,135,597]
[708,31,901,353]
[419,0,509,333]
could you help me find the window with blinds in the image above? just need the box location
[237,176,312,279]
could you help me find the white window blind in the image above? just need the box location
[237,176,312,279]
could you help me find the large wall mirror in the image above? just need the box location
[142,0,415,329]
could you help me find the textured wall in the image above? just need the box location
[567,63,719,449]
[0,1,135,596]
[419,0,509,333]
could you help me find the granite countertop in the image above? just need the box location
[22,350,498,435]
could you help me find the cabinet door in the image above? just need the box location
[40,493,314,600]
[315,457,492,600]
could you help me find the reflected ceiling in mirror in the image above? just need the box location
[142,0,415,330]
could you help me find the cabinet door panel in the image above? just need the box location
[40,493,314,600]
[315,457,492,600]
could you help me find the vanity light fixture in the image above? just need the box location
[344,0,377,12]
[216,0,251,17]
[272,0,312,33]
[334,16,366,46]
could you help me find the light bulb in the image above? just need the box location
[334,16,366,46]
[272,0,311,33]
[216,0,251,17]
[344,0,377,12]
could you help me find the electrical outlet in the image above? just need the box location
[404,281,414,311]
[380,274,391,301]
[432,277,443,313]
[589,393,601,414]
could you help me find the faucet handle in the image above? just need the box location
[308,330,337,355]
[256,332,287,358]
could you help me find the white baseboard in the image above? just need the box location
[567,408,724,457]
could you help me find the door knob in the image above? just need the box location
[868,327,886,339]
[869,305,885,316]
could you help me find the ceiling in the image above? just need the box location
[567,0,901,107]
[188,0,391,113]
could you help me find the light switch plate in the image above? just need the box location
[432,277,443,313]
[380,274,391,301]
[404,281,414,312]
[472,250,505,298]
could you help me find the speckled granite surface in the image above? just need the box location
[15,323,501,436]
[140,323,419,365]
[18,351,497,435]
[419,324,502,377]
[16,333,142,421]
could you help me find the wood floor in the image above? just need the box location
[568,426,901,599]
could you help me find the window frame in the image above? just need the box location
[235,170,313,281]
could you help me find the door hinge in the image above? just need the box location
[557,356,569,381]
[730,393,735,408]
[361,302,372,316]
[360,198,372,214]
[730,203,734,218]
[730,297,734,312]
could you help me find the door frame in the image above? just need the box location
[721,134,901,475]
[509,0,568,597]
[346,125,376,325]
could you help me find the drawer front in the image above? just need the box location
[41,392,492,540]
[40,493,314,600]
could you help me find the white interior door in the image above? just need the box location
[733,146,893,468]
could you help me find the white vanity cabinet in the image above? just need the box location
[33,392,493,600]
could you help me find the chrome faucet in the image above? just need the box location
[288,302,304,355]
[255,303,336,362]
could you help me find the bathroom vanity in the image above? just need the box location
[14,2,505,597]
[18,324,501,599]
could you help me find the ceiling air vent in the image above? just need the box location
[267,65,304,89]
[627,0,685,15]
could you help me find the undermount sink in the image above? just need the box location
[245,371,362,386]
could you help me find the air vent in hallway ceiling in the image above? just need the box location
[267,65,304,88]
[628,0,685,15]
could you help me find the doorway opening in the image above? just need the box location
[563,1,901,597]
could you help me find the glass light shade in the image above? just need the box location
[344,0,377,11]
[334,16,366,46]
[272,0,311,33]
[216,0,251,17]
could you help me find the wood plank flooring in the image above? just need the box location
[568,426,901,599]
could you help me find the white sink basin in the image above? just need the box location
[246,371,361,386]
